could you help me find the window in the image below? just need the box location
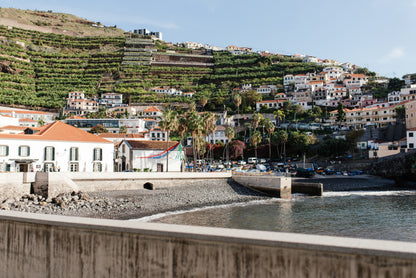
[410,143,414,149]
[93,162,102,172]
[70,147,79,161]
[410,133,414,138]
[93,148,102,161]
[18,146,30,157]
[69,163,79,172]
[0,145,9,156]
[44,146,55,161]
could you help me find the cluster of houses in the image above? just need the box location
[0,99,239,173]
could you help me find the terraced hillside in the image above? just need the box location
[0,22,323,110]
[0,25,124,108]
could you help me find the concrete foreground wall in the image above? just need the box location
[0,211,416,278]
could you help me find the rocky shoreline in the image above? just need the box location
[0,175,411,220]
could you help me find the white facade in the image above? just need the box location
[100,93,123,107]
[407,129,416,149]
[117,140,183,172]
[0,115,19,127]
[0,122,114,173]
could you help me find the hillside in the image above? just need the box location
[0,7,125,37]
[0,8,323,110]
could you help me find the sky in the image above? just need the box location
[1,0,416,78]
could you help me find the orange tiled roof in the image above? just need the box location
[19,118,37,122]
[0,121,111,143]
[143,106,161,113]
[0,125,27,131]
[0,110,52,115]
[125,140,178,150]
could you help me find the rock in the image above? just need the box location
[0,204,10,210]
[39,201,47,206]
[2,198,15,204]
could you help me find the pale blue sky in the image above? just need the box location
[2,0,416,78]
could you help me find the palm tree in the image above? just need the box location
[225,126,235,163]
[273,109,285,128]
[278,129,288,160]
[251,130,262,159]
[203,112,216,162]
[160,109,177,172]
[252,112,263,131]
[264,119,275,161]
[232,93,242,126]
[186,110,203,171]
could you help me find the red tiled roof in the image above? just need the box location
[144,106,161,113]
[125,140,178,150]
[19,118,36,122]
[0,121,111,143]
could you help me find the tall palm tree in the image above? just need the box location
[273,109,285,128]
[232,93,242,126]
[264,119,275,161]
[252,112,263,131]
[203,112,216,162]
[186,110,203,171]
[251,130,262,159]
[225,126,235,163]
[160,109,177,172]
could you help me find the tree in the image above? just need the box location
[251,130,262,158]
[160,109,178,172]
[395,106,406,124]
[272,129,288,158]
[232,93,242,115]
[225,126,235,162]
[273,109,285,127]
[388,77,405,92]
[264,119,275,160]
[336,102,346,125]
[203,112,217,161]
[230,140,245,159]
[119,126,127,134]
[89,124,108,134]
[252,112,263,131]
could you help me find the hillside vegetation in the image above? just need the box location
[0,8,323,110]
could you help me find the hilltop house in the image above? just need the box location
[116,140,183,172]
[65,91,99,116]
[0,121,114,172]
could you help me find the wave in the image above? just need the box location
[324,190,416,197]
[130,198,285,222]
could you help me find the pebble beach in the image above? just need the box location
[0,175,409,220]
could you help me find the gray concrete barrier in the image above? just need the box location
[232,173,291,198]
[0,211,415,277]
[0,172,233,200]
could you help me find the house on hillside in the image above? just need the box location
[0,121,113,172]
[100,93,123,107]
[116,140,183,172]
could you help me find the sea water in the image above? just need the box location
[139,190,416,242]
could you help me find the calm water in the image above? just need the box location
[142,191,416,242]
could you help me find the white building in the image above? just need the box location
[407,128,416,149]
[116,140,183,172]
[100,93,123,107]
[256,100,285,111]
[0,109,55,123]
[0,121,114,172]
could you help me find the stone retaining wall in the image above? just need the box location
[0,211,415,277]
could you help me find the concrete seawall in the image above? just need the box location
[0,211,415,277]
[0,172,232,200]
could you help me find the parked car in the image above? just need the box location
[247,157,257,164]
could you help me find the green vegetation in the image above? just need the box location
[0,24,322,110]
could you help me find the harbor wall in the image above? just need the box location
[232,174,291,198]
[0,172,232,200]
[0,211,415,277]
